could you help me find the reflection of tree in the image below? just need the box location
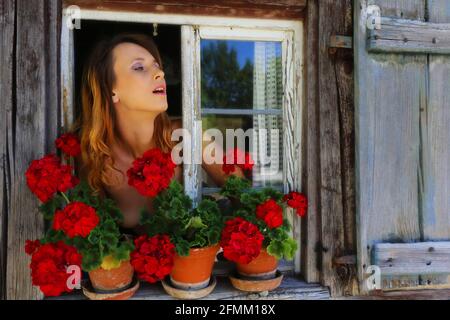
[201,42,253,109]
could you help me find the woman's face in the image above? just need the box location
[111,42,167,113]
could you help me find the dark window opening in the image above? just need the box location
[73,20,182,119]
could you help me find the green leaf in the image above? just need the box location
[185,216,206,230]
[267,238,298,261]
[220,176,251,199]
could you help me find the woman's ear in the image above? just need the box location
[112,91,120,104]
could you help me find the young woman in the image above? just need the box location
[74,33,244,232]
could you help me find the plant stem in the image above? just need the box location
[61,192,71,204]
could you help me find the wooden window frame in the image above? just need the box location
[61,7,304,273]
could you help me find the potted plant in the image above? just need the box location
[140,181,223,292]
[219,175,307,291]
[124,147,223,297]
[24,134,136,299]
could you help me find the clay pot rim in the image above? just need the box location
[187,243,220,253]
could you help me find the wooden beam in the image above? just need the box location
[0,0,15,301]
[343,288,450,300]
[354,0,426,294]
[319,0,357,297]
[368,17,450,54]
[6,0,62,300]
[63,0,306,20]
[373,242,450,276]
[302,0,321,285]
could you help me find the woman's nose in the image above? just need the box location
[154,68,165,80]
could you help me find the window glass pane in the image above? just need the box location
[201,115,283,189]
[201,40,282,110]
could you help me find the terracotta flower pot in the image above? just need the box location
[88,259,134,291]
[170,244,220,290]
[236,249,278,278]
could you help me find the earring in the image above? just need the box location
[153,23,158,37]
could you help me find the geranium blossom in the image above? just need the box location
[55,133,81,158]
[256,199,283,229]
[127,148,176,197]
[25,154,79,203]
[26,241,82,297]
[283,191,308,217]
[220,217,264,264]
[130,234,175,283]
[53,202,100,238]
[222,147,254,175]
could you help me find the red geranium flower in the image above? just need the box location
[25,154,79,203]
[127,148,176,197]
[283,191,308,217]
[256,199,283,229]
[220,217,264,264]
[25,239,41,255]
[55,133,81,158]
[53,202,100,238]
[222,148,254,175]
[26,241,82,297]
[130,234,175,283]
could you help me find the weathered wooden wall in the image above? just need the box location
[355,0,450,293]
[303,0,357,297]
[0,0,62,300]
[0,0,358,299]
[64,0,307,20]
[8,0,449,300]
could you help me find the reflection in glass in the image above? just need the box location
[201,115,283,189]
[201,40,283,110]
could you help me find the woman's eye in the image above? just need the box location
[133,65,145,71]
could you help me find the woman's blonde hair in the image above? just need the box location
[71,33,175,197]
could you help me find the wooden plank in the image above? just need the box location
[302,0,320,284]
[422,0,450,243]
[419,0,450,287]
[368,17,450,54]
[7,0,46,300]
[373,242,450,275]
[47,275,331,300]
[61,12,75,131]
[343,288,450,300]
[354,0,426,294]
[282,29,303,273]
[181,26,202,205]
[0,0,15,301]
[63,0,306,20]
[372,0,425,20]
[6,0,61,300]
[319,0,357,297]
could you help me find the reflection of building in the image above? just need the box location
[252,42,283,187]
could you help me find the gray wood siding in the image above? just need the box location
[355,0,450,293]
[0,0,16,301]
[1,0,62,300]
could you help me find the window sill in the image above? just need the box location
[47,273,330,300]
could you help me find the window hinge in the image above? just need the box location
[333,254,356,265]
[366,5,381,30]
[329,35,353,55]
[329,35,353,49]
